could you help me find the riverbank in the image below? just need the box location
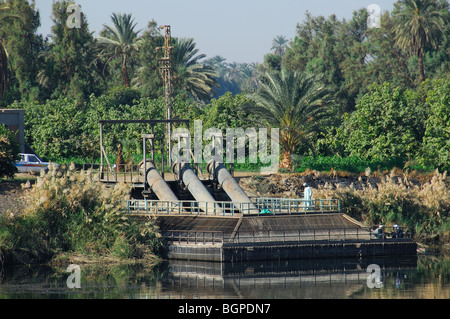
[1,168,448,267]
[0,168,164,267]
[238,169,449,245]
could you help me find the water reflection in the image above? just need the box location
[153,257,419,299]
[0,255,448,299]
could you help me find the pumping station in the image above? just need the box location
[89,25,416,263]
[90,117,417,263]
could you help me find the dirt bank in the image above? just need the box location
[0,181,27,216]
[1,170,448,215]
[237,170,450,199]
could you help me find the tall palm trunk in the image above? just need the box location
[246,71,331,173]
[0,43,7,97]
[97,13,140,89]
[122,55,130,88]
[418,50,425,84]
[393,0,445,85]
[280,151,293,170]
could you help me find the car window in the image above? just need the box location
[28,155,39,162]
[20,155,25,161]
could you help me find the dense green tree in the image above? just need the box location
[421,78,450,170]
[364,12,417,89]
[283,3,449,114]
[38,0,101,101]
[84,91,165,158]
[423,0,450,79]
[13,97,86,159]
[203,92,253,130]
[334,9,372,102]
[0,0,42,104]
[284,12,348,112]
[340,82,425,161]
[97,13,142,88]
[393,0,445,84]
[284,12,342,74]
[0,124,19,178]
[246,70,332,170]
[0,2,11,98]
[263,53,282,72]
[133,20,164,97]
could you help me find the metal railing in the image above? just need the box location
[254,197,340,214]
[127,200,258,216]
[164,231,224,245]
[126,198,341,216]
[227,228,374,244]
[82,163,144,184]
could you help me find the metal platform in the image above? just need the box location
[150,212,416,262]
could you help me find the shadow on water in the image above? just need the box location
[0,254,448,299]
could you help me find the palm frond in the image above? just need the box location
[171,38,218,103]
[246,70,332,156]
[96,13,142,87]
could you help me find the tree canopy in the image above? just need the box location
[246,70,332,169]
[0,0,448,173]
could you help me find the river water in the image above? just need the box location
[0,253,448,300]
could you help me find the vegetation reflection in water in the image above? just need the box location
[0,254,448,299]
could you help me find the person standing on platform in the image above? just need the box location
[303,183,313,211]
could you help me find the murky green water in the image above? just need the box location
[0,254,448,299]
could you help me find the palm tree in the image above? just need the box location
[172,38,217,103]
[238,63,260,93]
[393,0,445,83]
[246,71,331,170]
[0,32,8,97]
[97,13,142,88]
[205,55,227,77]
[271,35,288,56]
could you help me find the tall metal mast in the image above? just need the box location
[157,25,174,165]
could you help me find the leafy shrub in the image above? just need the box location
[421,79,450,171]
[0,124,19,179]
[18,98,86,160]
[340,82,424,161]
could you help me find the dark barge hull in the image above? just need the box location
[167,240,417,262]
[155,214,417,262]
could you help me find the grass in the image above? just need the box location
[0,174,37,184]
[242,167,449,245]
[293,156,435,174]
[313,169,450,245]
[3,154,445,263]
[0,165,164,266]
[50,154,437,174]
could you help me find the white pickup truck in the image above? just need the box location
[14,153,60,174]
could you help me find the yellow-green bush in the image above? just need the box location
[315,170,449,244]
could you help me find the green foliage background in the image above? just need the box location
[0,124,19,178]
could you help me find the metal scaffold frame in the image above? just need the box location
[156,25,175,165]
[98,119,189,188]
